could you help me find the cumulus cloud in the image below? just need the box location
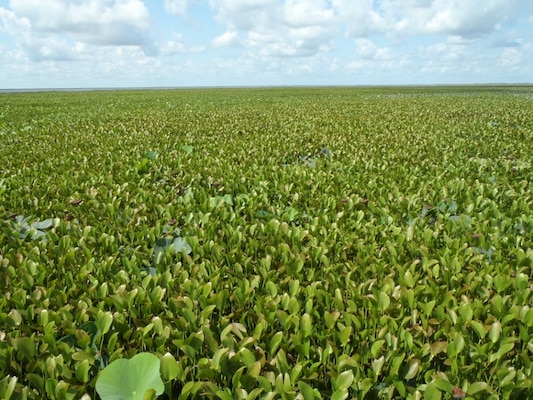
[383,0,522,38]
[8,0,152,46]
[209,0,338,57]
[499,47,521,67]
[164,0,188,16]
[212,30,240,48]
[0,0,156,65]
[332,0,387,37]
[203,0,531,68]
[282,0,335,28]
[159,33,205,55]
[491,37,522,48]
[1,0,532,87]
[210,0,279,31]
[25,37,81,61]
[355,38,392,60]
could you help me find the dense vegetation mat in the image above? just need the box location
[0,86,532,399]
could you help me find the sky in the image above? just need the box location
[0,0,532,89]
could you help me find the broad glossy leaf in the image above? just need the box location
[95,353,164,400]
[467,382,488,395]
[298,381,315,400]
[160,352,179,381]
[334,370,354,391]
[181,145,194,154]
[331,388,349,400]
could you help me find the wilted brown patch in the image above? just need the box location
[452,387,466,399]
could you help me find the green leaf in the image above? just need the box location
[488,321,501,343]
[143,389,157,400]
[240,348,256,367]
[14,337,36,361]
[248,361,262,378]
[372,356,385,376]
[434,379,453,393]
[76,359,90,383]
[371,339,385,357]
[136,158,150,173]
[469,320,486,339]
[467,382,488,395]
[95,353,164,400]
[404,359,419,380]
[430,341,448,356]
[301,313,312,338]
[160,352,179,381]
[324,311,338,329]
[216,390,234,400]
[7,310,22,327]
[404,270,415,287]
[334,370,354,391]
[96,310,113,336]
[0,376,17,400]
[331,388,349,400]
[358,378,373,392]
[378,292,390,310]
[298,381,315,400]
[153,237,191,263]
[180,381,196,397]
[181,145,194,154]
[422,300,436,316]
[173,237,192,254]
[146,151,159,160]
[390,353,405,376]
[338,326,352,347]
[270,332,283,355]
[27,374,44,391]
[489,342,514,364]
[31,218,53,230]
[423,382,442,400]
[212,348,229,371]
[523,308,533,327]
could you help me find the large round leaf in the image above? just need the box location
[95,353,164,400]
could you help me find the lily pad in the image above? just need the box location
[181,145,194,154]
[172,237,192,254]
[95,353,164,400]
[146,151,159,161]
[31,219,54,230]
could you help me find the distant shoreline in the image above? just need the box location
[1,83,532,94]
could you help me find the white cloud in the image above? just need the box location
[0,7,30,33]
[159,33,205,55]
[1,0,532,87]
[25,37,80,61]
[210,0,277,29]
[424,41,467,61]
[355,38,376,58]
[332,0,387,37]
[282,0,335,28]
[212,30,240,48]
[9,0,152,46]
[499,47,521,67]
[164,0,188,16]
[383,0,522,38]
[446,35,474,45]
[0,0,155,68]
[209,0,338,57]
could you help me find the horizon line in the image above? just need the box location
[2,82,533,93]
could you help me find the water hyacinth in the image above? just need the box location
[0,86,532,399]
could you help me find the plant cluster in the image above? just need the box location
[0,86,532,399]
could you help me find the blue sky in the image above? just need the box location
[0,0,532,88]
